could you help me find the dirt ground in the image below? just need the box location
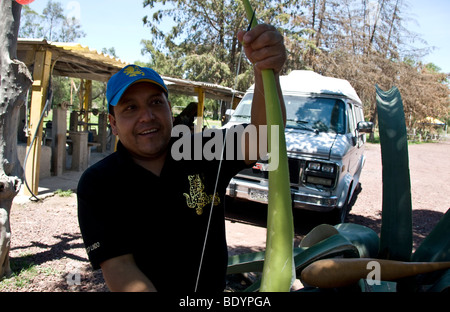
[1,141,449,292]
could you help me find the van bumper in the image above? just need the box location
[226,179,338,212]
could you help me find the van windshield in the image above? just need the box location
[285,96,345,134]
[230,94,346,134]
[229,93,253,122]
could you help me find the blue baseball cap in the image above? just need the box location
[106,64,169,108]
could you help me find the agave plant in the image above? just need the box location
[227,85,450,292]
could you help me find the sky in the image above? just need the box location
[25,0,450,73]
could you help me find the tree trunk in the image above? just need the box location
[385,0,400,58]
[0,0,33,278]
[315,0,327,49]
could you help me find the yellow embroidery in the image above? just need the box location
[183,174,220,215]
[124,65,144,77]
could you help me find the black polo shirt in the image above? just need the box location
[77,127,251,292]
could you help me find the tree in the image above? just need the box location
[301,0,449,129]
[19,0,85,42]
[42,0,65,41]
[142,0,307,91]
[17,4,45,38]
[142,0,246,87]
[141,0,448,125]
[0,0,32,279]
[19,1,88,111]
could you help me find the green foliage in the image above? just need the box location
[51,76,72,107]
[0,253,60,291]
[54,189,73,197]
[139,0,448,126]
[19,1,85,42]
[412,209,450,263]
[226,86,450,292]
[141,0,307,91]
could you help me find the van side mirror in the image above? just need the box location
[225,109,235,116]
[357,121,374,133]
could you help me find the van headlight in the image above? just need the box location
[321,164,335,173]
[307,162,321,171]
[303,161,338,188]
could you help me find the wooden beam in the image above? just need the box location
[25,49,52,196]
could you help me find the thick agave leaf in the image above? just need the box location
[228,234,359,291]
[426,269,450,292]
[410,208,450,291]
[300,224,339,247]
[358,279,397,292]
[334,223,380,258]
[241,0,295,292]
[412,208,450,263]
[227,250,266,275]
[376,85,413,261]
[227,248,306,275]
[294,234,360,274]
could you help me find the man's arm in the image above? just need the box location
[100,254,157,292]
[237,24,287,165]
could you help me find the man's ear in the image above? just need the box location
[109,114,119,136]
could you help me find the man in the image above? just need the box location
[77,24,286,292]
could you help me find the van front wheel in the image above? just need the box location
[328,189,352,225]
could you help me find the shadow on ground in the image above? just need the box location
[225,192,446,253]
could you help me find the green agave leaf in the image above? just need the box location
[300,224,339,247]
[227,250,266,275]
[358,279,397,292]
[228,248,306,293]
[294,234,360,274]
[334,223,380,258]
[241,0,294,293]
[412,208,450,263]
[427,269,450,292]
[227,248,306,275]
[230,234,359,291]
[376,85,413,261]
[243,280,262,292]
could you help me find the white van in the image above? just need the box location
[224,70,373,223]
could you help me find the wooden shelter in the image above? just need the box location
[16,38,243,196]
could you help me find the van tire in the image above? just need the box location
[328,188,352,225]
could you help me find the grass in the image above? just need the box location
[203,118,222,128]
[366,130,444,145]
[54,189,73,197]
[0,253,60,291]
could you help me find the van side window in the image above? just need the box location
[355,106,363,124]
[347,103,356,134]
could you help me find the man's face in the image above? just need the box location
[109,82,173,161]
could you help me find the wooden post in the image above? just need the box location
[25,49,52,196]
[83,80,92,132]
[97,112,108,153]
[70,131,88,171]
[69,110,78,132]
[51,104,67,176]
[194,87,205,133]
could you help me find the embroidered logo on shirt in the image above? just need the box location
[86,242,100,254]
[183,174,220,215]
[124,65,144,77]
